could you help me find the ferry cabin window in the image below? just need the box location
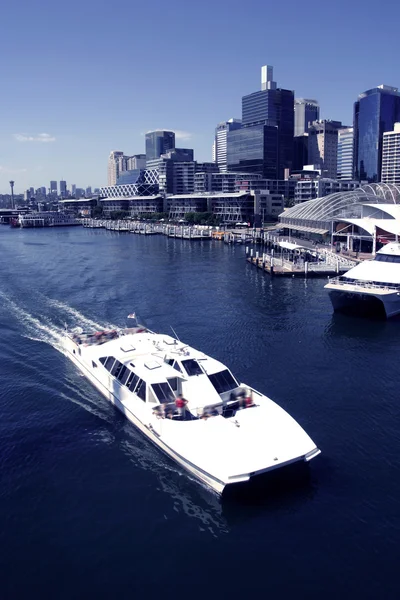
[110,360,123,377]
[127,373,139,392]
[104,357,116,372]
[181,359,203,376]
[99,357,107,366]
[117,365,128,382]
[92,361,97,368]
[167,377,178,392]
[208,370,239,394]
[165,358,174,366]
[120,367,131,386]
[172,361,182,373]
[152,382,174,403]
[136,379,146,401]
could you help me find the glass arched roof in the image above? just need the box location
[280,183,400,226]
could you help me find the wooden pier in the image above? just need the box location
[246,247,356,278]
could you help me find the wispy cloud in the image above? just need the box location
[144,129,192,140]
[14,132,56,143]
[0,165,27,174]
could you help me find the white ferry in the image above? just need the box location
[325,242,400,319]
[19,212,79,228]
[64,315,320,494]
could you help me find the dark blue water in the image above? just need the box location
[1,227,399,599]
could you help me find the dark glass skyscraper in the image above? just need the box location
[354,85,400,182]
[227,124,278,178]
[227,65,294,179]
[145,130,175,162]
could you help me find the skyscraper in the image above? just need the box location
[227,65,294,179]
[308,120,342,178]
[354,84,400,182]
[145,131,175,162]
[50,180,57,195]
[381,123,400,185]
[294,99,319,136]
[214,119,242,172]
[107,151,124,186]
[60,180,67,197]
[337,127,354,180]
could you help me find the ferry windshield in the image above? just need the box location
[375,254,400,263]
[208,370,239,394]
[152,382,175,403]
[181,359,203,376]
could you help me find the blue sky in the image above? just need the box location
[1,0,400,194]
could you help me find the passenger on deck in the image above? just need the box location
[153,405,165,419]
[164,403,175,419]
[175,396,188,418]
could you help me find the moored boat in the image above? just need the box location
[325,242,400,319]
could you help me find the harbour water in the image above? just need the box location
[0,227,399,599]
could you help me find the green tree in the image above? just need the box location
[92,205,103,218]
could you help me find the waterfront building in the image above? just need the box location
[381,123,400,185]
[145,149,196,195]
[145,130,175,162]
[71,184,76,197]
[85,187,92,197]
[99,196,165,218]
[227,65,294,179]
[235,177,297,201]
[212,140,216,163]
[354,85,400,182]
[337,127,354,180]
[308,120,343,179]
[99,172,159,199]
[294,178,360,204]
[194,164,219,194]
[214,119,242,172]
[107,151,124,186]
[294,99,319,136]
[127,154,146,170]
[210,172,263,194]
[166,189,283,224]
[59,198,98,216]
[280,183,400,249]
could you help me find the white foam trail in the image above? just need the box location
[44,297,119,331]
[0,291,65,352]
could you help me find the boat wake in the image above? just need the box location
[0,291,118,355]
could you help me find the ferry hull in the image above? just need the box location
[328,289,400,319]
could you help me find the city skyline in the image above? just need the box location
[1,0,400,193]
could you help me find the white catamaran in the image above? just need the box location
[64,314,320,494]
[325,242,400,319]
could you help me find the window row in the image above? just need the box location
[99,356,146,401]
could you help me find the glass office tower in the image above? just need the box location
[145,130,175,162]
[354,85,400,182]
[228,65,294,179]
[227,125,278,178]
